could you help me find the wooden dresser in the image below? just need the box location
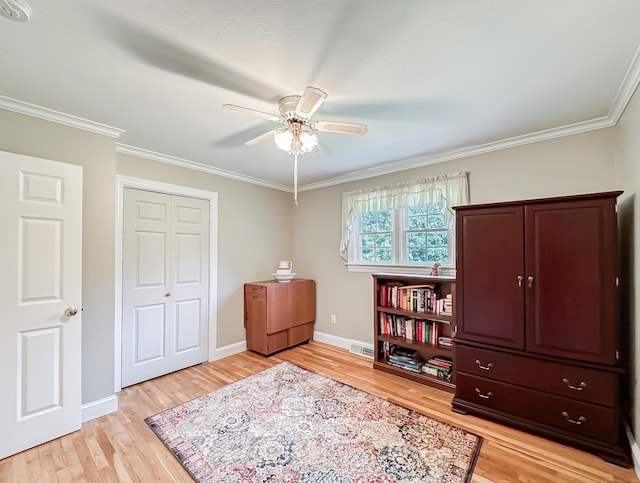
[244,279,316,355]
[452,191,630,466]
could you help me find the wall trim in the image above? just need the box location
[81,395,118,423]
[114,175,219,392]
[626,425,640,479]
[213,340,248,360]
[313,331,351,350]
[116,143,290,192]
[0,95,124,138]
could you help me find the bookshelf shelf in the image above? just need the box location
[373,273,456,393]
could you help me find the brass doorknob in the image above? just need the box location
[64,306,78,317]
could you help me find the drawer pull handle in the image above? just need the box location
[475,388,493,399]
[475,360,493,371]
[562,411,586,425]
[562,378,587,391]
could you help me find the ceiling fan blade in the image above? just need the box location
[294,86,327,119]
[96,6,282,102]
[245,129,278,146]
[222,104,281,123]
[313,120,368,135]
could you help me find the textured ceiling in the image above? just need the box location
[1,0,639,191]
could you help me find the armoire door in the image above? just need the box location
[121,188,209,387]
[524,198,618,364]
[456,205,525,349]
[0,151,82,459]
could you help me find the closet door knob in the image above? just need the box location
[528,276,534,288]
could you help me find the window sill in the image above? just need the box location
[345,263,456,277]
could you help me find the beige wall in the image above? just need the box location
[0,109,117,404]
[614,84,640,437]
[0,109,294,405]
[293,129,617,345]
[116,154,294,347]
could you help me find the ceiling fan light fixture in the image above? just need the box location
[299,131,318,153]
[274,128,294,152]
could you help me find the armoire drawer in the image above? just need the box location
[456,344,617,407]
[456,373,618,443]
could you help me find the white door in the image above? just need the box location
[121,188,209,387]
[0,151,82,460]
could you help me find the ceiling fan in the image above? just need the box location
[222,86,368,204]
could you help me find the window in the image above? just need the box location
[353,204,452,267]
[339,172,469,273]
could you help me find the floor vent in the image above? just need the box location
[349,340,374,359]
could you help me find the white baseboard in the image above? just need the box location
[313,331,351,350]
[212,340,247,360]
[81,395,119,423]
[625,424,640,479]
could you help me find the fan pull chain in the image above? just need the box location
[293,153,299,205]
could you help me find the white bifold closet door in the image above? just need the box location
[121,188,209,387]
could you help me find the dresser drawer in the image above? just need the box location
[456,373,618,443]
[245,284,266,301]
[456,344,617,407]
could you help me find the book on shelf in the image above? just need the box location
[387,345,424,372]
[379,282,451,315]
[437,336,453,347]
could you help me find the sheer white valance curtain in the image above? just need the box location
[339,171,470,261]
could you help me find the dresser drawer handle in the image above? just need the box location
[562,411,586,425]
[475,388,493,399]
[475,360,493,371]
[562,378,587,391]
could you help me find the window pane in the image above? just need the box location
[407,248,427,262]
[427,231,448,246]
[377,211,392,231]
[428,214,445,229]
[361,234,375,247]
[376,234,391,247]
[361,248,375,261]
[357,210,393,262]
[427,247,449,263]
[407,232,426,248]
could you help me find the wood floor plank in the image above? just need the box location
[0,341,637,482]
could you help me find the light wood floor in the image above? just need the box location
[1,341,638,482]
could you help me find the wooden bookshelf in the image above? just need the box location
[373,273,456,392]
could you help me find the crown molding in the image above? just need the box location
[115,143,291,192]
[0,95,124,138]
[299,116,614,192]
[608,43,640,122]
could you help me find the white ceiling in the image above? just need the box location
[1,0,640,191]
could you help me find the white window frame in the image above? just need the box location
[339,172,469,275]
[347,204,455,274]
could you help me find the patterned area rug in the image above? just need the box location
[146,362,482,482]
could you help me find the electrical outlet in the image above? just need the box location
[330,314,336,324]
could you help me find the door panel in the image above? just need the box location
[525,200,618,364]
[456,206,525,348]
[169,196,209,372]
[122,189,172,386]
[0,151,82,459]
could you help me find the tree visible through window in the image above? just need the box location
[359,211,392,262]
[405,205,449,263]
[355,203,451,266]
